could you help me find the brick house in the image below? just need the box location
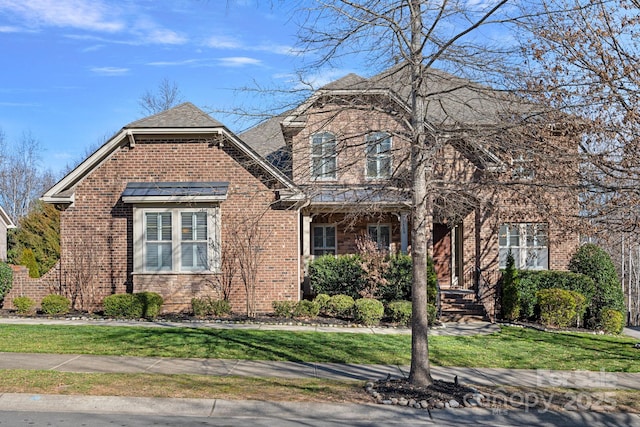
[241,64,580,319]
[39,103,304,313]
[28,64,579,318]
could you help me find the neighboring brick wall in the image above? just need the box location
[55,136,299,314]
[3,263,61,310]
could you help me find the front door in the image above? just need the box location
[433,223,464,289]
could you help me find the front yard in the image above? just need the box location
[0,324,638,372]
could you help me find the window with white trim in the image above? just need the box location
[367,224,391,251]
[311,132,337,180]
[511,151,535,180]
[135,206,220,273]
[365,132,392,179]
[499,223,548,270]
[312,224,336,255]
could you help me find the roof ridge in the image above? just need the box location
[125,102,224,129]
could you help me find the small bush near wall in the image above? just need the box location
[136,292,163,320]
[387,300,412,326]
[600,309,625,334]
[313,293,331,313]
[103,294,141,319]
[293,300,320,318]
[192,297,231,317]
[0,262,12,306]
[327,294,355,317]
[41,294,71,316]
[537,288,584,328]
[354,298,384,326]
[12,296,34,314]
[272,300,296,318]
[103,292,163,320]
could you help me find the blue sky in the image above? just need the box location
[0,0,355,175]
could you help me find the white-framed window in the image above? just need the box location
[511,151,535,180]
[367,224,391,251]
[312,224,336,255]
[365,132,392,179]
[499,223,548,270]
[311,132,337,180]
[134,206,221,273]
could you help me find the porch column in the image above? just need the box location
[302,214,312,267]
[400,212,409,254]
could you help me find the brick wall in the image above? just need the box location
[3,263,61,309]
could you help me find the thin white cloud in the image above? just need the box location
[90,66,129,76]
[218,57,262,67]
[204,35,296,56]
[0,25,22,32]
[0,0,124,32]
[205,35,242,49]
[146,59,202,67]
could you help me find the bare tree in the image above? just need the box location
[0,131,54,222]
[138,78,184,116]
[517,0,640,322]
[290,0,543,387]
[57,236,102,312]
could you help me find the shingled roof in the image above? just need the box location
[125,102,224,129]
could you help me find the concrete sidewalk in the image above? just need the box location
[1,351,639,390]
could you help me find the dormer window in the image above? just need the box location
[311,132,337,180]
[366,132,392,179]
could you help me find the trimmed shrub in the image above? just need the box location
[293,300,320,318]
[387,300,412,326]
[135,292,163,319]
[501,251,520,321]
[313,293,331,313]
[41,294,70,316]
[381,254,412,302]
[272,300,296,318]
[13,296,35,314]
[192,297,231,317]
[569,244,625,326]
[537,288,582,328]
[327,294,355,317]
[0,262,13,306]
[103,294,143,319]
[354,298,384,326]
[308,254,365,298]
[600,309,625,334]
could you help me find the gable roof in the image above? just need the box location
[42,103,302,205]
[0,206,15,229]
[126,102,224,128]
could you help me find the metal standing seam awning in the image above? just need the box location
[121,182,229,203]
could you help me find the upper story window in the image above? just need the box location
[499,223,548,270]
[366,132,392,179]
[311,132,337,180]
[511,151,535,180]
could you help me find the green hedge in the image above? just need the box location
[600,309,625,334]
[569,244,625,326]
[192,297,231,317]
[41,294,71,316]
[354,298,384,326]
[537,288,585,328]
[12,296,34,314]
[327,294,355,317]
[103,292,163,319]
[308,255,365,298]
[0,262,13,306]
[387,300,412,326]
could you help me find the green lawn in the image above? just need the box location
[0,324,638,372]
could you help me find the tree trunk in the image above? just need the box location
[408,0,433,387]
